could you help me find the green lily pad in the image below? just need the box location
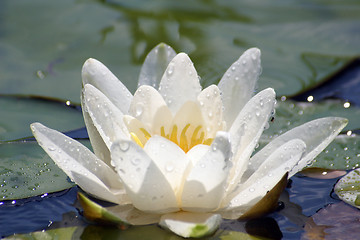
[3,227,82,240]
[334,169,360,208]
[0,141,81,200]
[1,0,360,101]
[262,99,360,142]
[310,135,360,170]
[4,224,266,240]
[0,96,84,142]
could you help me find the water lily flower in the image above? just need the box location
[31,43,347,238]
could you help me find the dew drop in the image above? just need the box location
[48,147,56,151]
[135,103,144,117]
[119,142,130,152]
[167,65,174,75]
[249,188,255,192]
[165,164,174,172]
[131,158,140,166]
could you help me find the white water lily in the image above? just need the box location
[31,43,347,238]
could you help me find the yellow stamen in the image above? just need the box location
[197,131,205,145]
[161,126,166,138]
[180,124,190,153]
[190,125,203,149]
[130,132,144,148]
[170,125,178,144]
[203,138,214,146]
[140,128,152,140]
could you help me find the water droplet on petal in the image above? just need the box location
[165,164,174,172]
[131,158,140,166]
[167,65,174,75]
[119,142,130,152]
[135,103,144,117]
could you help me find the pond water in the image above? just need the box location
[0,175,342,239]
[1,0,360,239]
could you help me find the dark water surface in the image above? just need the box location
[0,174,342,239]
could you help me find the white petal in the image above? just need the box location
[144,136,190,200]
[129,85,167,130]
[111,139,179,213]
[197,85,225,137]
[123,115,150,147]
[159,212,222,238]
[218,48,261,128]
[107,204,161,225]
[150,105,173,136]
[159,53,202,114]
[171,101,206,153]
[81,92,111,166]
[226,88,276,194]
[221,139,306,218]
[186,144,210,166]
[138,43,176,89]
[71,171,127,204]
[82,58,132,114]
[181,132,231,212]
[83,84,130,150]
[251,117,348,177]
[30,123,127,204]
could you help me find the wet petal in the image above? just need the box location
[111,139,179,213]
[129,85,167,130]
[181,132,231,212]
[138,43,176,89]
[150,105,173,136]
[83,84,130,150]
[82,58,132,114]
[107,204,161,225]
[197,85,225,137]
[226,88,276,194]
[250,117,348,177]
[218,48,261,128]
[159,212,222,238]
[159,53,202,114]
[30,123,126,204]
[221,139,306,218]
[144,136,189,201]
[171,101,206,152]
[81,91,111,166]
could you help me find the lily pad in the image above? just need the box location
[1,0,360,101]
[302,202,360,240]
[4,224,266,240]
[311,135,360,170]
[0,96,84,141]
[0,141,82,200]
[262,99,360,142]
[334,168,360,209]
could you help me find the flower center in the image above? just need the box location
[130,124,213,153]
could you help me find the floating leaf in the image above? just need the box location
[0,141,82,200]
[1,1,360,101]
[311,135,360,170]
[302,202,360,240]
[262,99,360,143]
[3,226,81,240]
[300,168,346,179]
[334,168,360,209]
[0,96,84,141]
[4,224,265,240]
